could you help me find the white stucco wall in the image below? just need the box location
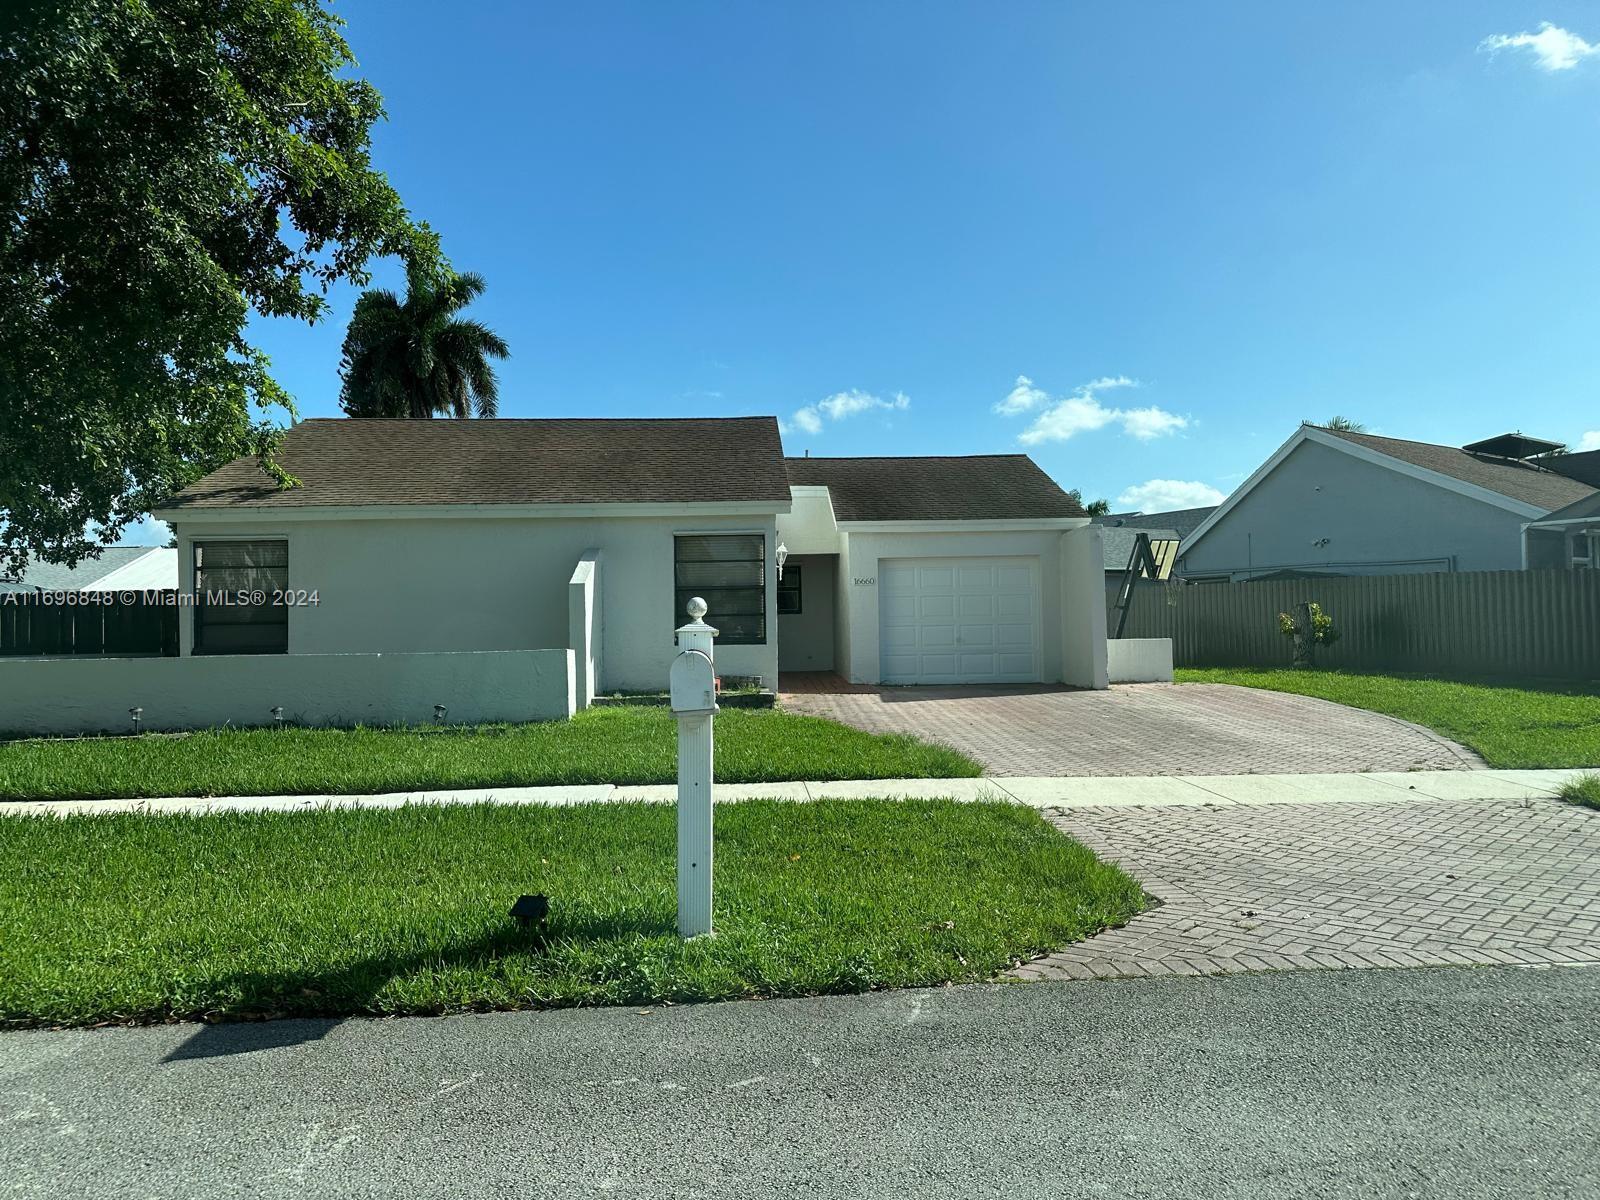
[1060,524,1109,689]
[1181,439,1535,579]
[835,524,1090,684]
[775,487,842,554]
[1107,637,1173,683]
[172,512,780,693]
[0,649,574,736]
[567,549,601,708]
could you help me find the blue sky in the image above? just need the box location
[238,2,1600,520]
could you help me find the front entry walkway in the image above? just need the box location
[779,678,1483,776]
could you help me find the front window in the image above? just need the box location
[193,540,288,654]
[674,534,766,645]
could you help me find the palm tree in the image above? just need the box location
[338,267,510,418]
[1322,415,1366,432]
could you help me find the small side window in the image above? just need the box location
[193,540,288,654]
[776,563,802,615]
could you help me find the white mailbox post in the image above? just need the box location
[670,597,719,938]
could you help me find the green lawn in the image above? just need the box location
[1559,775,1600,810]
[1177,668,1600,769]
[0,799,1144,1026]
[0,707,981,801]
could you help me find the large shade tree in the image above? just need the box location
[0,0,440,577]
[338,268,509,418]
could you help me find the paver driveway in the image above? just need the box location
[1014,795,1600,982]
[780,679,1482,776]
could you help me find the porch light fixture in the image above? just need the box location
[775,542,789,580]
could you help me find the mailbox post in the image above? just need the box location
[670,597,719,938]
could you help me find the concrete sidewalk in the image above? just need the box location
[0,767,1586,817]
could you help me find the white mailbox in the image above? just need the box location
[672,597,718,939]
[669,649,718,716]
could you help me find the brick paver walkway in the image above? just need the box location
[780,681,1482,776]
[1014,796,1600,982]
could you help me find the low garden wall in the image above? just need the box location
[1107,638,1174,683]
[0,649,575,736]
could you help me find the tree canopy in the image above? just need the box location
[1066,488,1112,517]
[1322,415,1367,432]
[338,268,509,418]
[0,0,440,576]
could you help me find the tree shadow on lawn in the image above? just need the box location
[162,909,677,1063]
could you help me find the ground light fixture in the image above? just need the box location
[270,706,284,726]
[509,894,549,930]
[128,707,142,734]
[433,703,448,724]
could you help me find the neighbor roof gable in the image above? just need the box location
[1183,425,1597,560]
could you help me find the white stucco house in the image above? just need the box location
[0,416,1111,735]
[1179,425,1598,582]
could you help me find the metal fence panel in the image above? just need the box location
[0,592,177,657]
[1119,570,1600,679]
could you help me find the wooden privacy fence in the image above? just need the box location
[1118,569,1600,679]
[0,591,178,657]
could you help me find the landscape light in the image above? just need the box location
[128,707,142,734]
[433,703,448,724]
[509,894,549,930]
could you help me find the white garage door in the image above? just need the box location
[879,558,1040,684]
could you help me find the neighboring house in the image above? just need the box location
[1179,425,1598,582]
[1093,507,1216,579]
[150,419,1108,695]
[1544,448,1600,488]
[0,546,177,594]
[1524,490,1600,570]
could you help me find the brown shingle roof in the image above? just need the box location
[163,417,792,509]
[1321,428,1596,512]
[784,455,1085,522]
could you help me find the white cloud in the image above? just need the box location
[1119,406,1190,440]
[998,374,1186,446]
[994,375,1050,416]
[1479,23,1600,71]
[1578,430,1600,451]
[1115,479,1227,512]
[114,514,172,546]
[781,389,909,437]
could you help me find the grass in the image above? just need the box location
[1176,668,1600,769]
[0,799,1145,1027]
[0,707,981,801]
[1558,774,1600,810]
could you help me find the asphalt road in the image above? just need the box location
[4,966,1597,1199]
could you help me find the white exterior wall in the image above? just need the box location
[777,487,842,554]
[1060,524,1109,689]
[834,524,1089,684]
[567,549,601,708]
[1181,439,1535,580]
[0,649,573,736]
[172,511,780,693]
[1107,637,1174,683]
